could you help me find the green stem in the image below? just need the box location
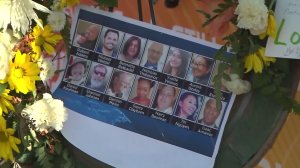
[268,0,276,10]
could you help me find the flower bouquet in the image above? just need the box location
[197,0,300,167]
[198,0,300,112]
[0,0,117,167]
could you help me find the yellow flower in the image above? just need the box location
[0,116,21,161]
[7,50,40,94]
[0,89,14,115]
[259,11,277,39]
[32,21,62,55]
[60,0,79,8]
[244,47,276,73]
[30,41,42,62]
[259,48,276,66]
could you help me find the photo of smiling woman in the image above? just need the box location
[174,91,202,121]
[118,34,145,65]
[163,47,191,78]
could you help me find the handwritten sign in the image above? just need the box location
[265,0,300,59]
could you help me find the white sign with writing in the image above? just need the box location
[265,0,300,59]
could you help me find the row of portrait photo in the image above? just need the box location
[72,20,219,86]
[63,55,226,129]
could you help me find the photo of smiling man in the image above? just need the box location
[96,27,124,57]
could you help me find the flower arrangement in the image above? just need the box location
[1,0,299,167]
[198,0,300,113]
[0,0,117,167]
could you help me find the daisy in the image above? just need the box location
[7,50,40,94]
[32,21,63,55]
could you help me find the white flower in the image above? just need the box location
[22,93,68,131]
[222,74,251,95]
[51,0,61,10]
[235,0,268,35]
[37,58,55,82]
[47,11,66,32]
[0,43,9,80]
[0,0,50,35]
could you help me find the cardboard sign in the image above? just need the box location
[52,6,235,168]
[266,0,300,59]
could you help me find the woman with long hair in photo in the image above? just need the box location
[175,92,199,121]
[163,48,189,78]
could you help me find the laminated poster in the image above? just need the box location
[52,6,236,168]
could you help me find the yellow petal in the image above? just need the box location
[244,54,255,73]
[267,12,277,39]
[43,42,55,54]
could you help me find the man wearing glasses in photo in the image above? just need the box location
[186,55,214,85]
[143,42,164,71]
[85,64,108,92]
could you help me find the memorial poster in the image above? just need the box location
[52,6,236,168]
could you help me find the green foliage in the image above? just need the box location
[0,83,8,94]
[95,0,118,7]
[197,0,235,27]
[35,146,54,168]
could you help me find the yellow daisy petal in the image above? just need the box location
[6,50,40,94]
[0,116,20,161]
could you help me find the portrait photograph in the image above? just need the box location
[139,40,169,72]
[162,47,192,78]
[197,97,226,129]
[85,62,113,93]
[128,76,157,107]
[106,69,135,100]
[151,83,180,115]
[173,90,204,122]
[73,20,102,51]
[118,33,146,65]
[95,26,124,58]
[186,54,215,85]
[64,55,91,86]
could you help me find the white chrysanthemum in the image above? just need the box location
[47,11,66,32]
[222,74,251,95]
[0,0,50,35]
[0,43,9,80]
[37,58,55,82]
[235,0,268,35]
[51,0,61,10]
[0,30,20,56]
[22,93,68,131]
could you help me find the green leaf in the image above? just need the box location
[35,146,54,168]
[55,143,62,155]
[291,101,300,114]
[252,73,270,89]
[196,9,211,19]
[261,84,276,95]
[214,45,228,61]
[0,83,7,94]
[213,8,223,13]
[17,152,35,164]
[95,0,118,7]
[273,58,290,73]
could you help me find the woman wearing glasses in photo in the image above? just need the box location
[85,63,108,92]
[186,54,214,85]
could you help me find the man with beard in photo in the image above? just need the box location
[86,64,108,92]
[97,29,119,58]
